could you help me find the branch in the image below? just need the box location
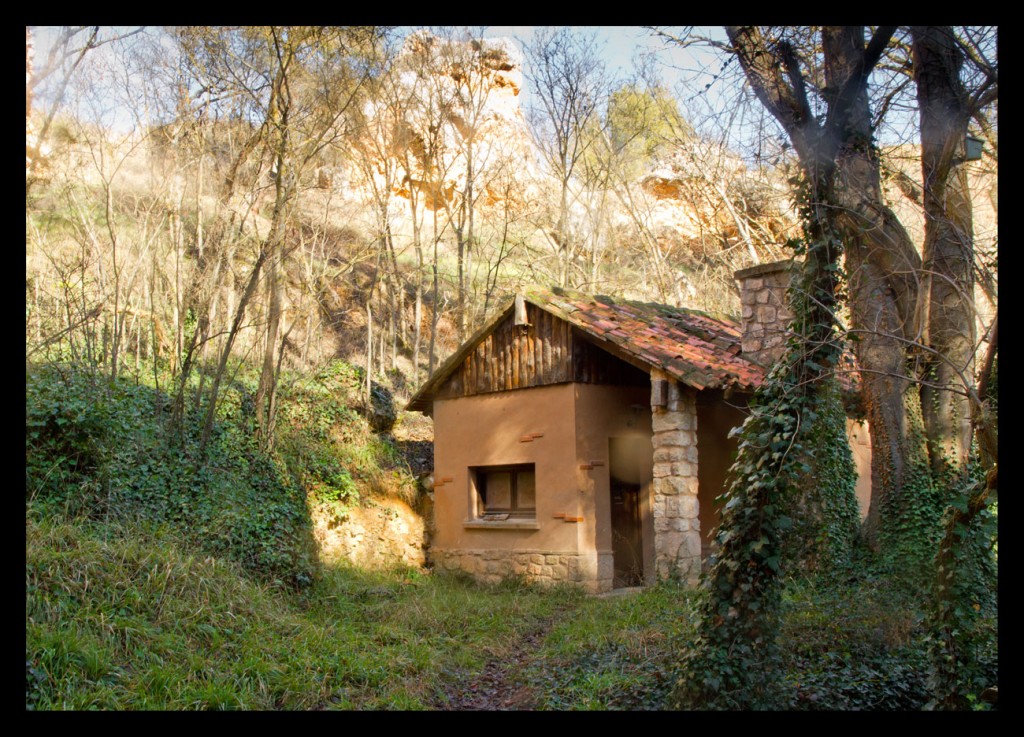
[825,26,897,140]
[776,40,813,126]
[647,26,735,54]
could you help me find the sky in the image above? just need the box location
[482,25,725,92]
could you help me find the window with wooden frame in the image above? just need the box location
[472,464,536,520]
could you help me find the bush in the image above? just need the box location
[779,573,934,710]
[26,362,318,588]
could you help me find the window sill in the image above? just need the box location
[463,519,540,531]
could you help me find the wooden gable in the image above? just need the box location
[434,302,648,402]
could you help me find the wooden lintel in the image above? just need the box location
[529,432,545,439]
[519,435,534,443]
[441,477,453,483]
[431,482,445,489]
[579,464,593,470]
[552,512,566,519]
[564,516,584,523]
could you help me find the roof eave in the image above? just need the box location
[404,301,518,414]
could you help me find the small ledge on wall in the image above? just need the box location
[463,519,540,531]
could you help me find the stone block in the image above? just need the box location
[661,476,691,496]
[655,477,679,495]
[756,304,777,323]
[653,446,688,463]
[654,429,690,447]
[685,531,703,558]
[670,461,694,477]
[652,411,683,433]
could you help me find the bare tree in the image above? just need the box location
[910,26,996,475]
[524,27,608,290]
[175,26,384,450]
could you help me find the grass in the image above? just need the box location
[26,513,599,710]
[26,510,997,711]
[527,584,699,710]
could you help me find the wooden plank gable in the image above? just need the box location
[433,303,647,402]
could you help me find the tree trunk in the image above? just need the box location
[911,25,977,474]
[725,25,913,547]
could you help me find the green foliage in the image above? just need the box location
[673,175,852,710]
[275,360,415,511]
[780,573,933,710]
[876,395,950,579]
[26,362,318,588]
[607,83,691,168]
[785,383,861,573]
[924,483,998,710]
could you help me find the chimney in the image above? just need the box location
[734,260,798,367]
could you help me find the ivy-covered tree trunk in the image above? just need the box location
[820,27,924,549]
[671,26,896,710]
[911,25,979,476]
[674,172,850,708]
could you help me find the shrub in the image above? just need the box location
[26,362,318,588]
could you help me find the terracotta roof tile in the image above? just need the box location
[524,287,766,391]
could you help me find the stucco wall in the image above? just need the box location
[430,384,582,562]
[573,383,654,587]
[428,382,654,593]
[847,419,872,520]
[696,395,749,556]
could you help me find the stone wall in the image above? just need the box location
[649,369,702,585]
[430,548,613,593]
[312,496,428,570]
[734,261,797,367]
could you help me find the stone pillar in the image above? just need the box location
[734,260,797,367]
[650,369,702,585]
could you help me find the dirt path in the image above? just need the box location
[436,620,553,711]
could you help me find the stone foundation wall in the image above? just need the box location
[650,370,702,585]
[430,548,614,594]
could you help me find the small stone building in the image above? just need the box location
[407,261,871,593]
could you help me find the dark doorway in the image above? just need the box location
[611,478,643,587]
[609,436,647,588]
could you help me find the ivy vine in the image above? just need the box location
[673,174,858,709]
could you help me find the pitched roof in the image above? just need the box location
[523,288,765,391]
[406,288,768,413]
